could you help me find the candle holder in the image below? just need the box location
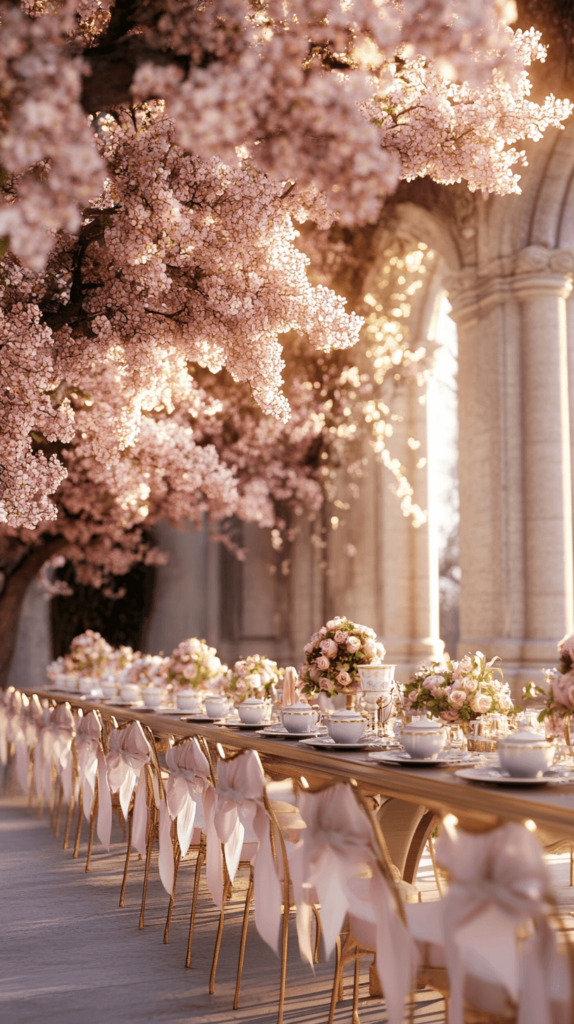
[358,665,397,738]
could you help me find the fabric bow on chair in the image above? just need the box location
[407,818,573,1024]
[75,710,111,852]
[158,737,210,897]
[204,748,282,953]
[104,720,151,856]
[289,783,417,1024]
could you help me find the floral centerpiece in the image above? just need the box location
[402,652,514,722]
[46,656,66,686]
[64,629,115,679]
[129,654,169,689]
[225,655,284,702]
[300,616,386,697]
[168,638,222,691]
[524,634,574,727]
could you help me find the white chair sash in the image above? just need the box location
[104,720,151,856]
[158,738,210,896]
[75,710,111,847]
[50,703,75,804]
[432,819,558,1024]
[34,704,55,802]
[8,691,30,795]
[204,749,283,953]
[289,784,416,1024]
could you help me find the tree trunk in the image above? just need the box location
[0,538,66,689]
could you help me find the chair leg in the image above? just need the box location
[570,847,573,887]
[185,842,205,968]
[63,796,74,850]
[312,904,322,964]
[85,788,98,873]
[328,937,343,1024]
[73,790,83,858]
[234,868,254,1009]
[352,954,361,1024]
[139,824,156,930]
[163,839,181,944]
[277,872,290,1024]
[53,784,64,838]
[209,903,226,995]
[119,809,134,908]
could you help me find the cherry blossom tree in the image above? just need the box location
[0,0,571,679]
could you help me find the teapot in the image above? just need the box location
[401,713,446,760]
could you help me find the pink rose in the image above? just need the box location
[440,709,460,722]
[319,626,327,636]
[346,636,361,654]
[304,642,315,655]
[333,630,348,644]
[321,638,338,658]
[552,670,574,709]
[336,670,351,687]
[235,678,248,692]
[316,655,330,672]
[319,677,331,691]
[309,665,321,681]
[448,689,466,708]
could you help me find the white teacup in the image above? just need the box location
[79,677,103,698]
[142,688,165,708]
[120,683,141,704]
[204,694,231,719]
[401,714,446,760]
[237,697,269,725]
[498,719,556,778]
[101,681,119,699]
[176,690,203,713]
[281,701,318,734]
[327,709,366,744]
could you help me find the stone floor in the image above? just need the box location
[2,791,574,1024]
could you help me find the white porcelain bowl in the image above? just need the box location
[142,689,165,708]
[204,695,231,719]
[120,684,141,704]
[327,710,366,744]
[101,681,119,699]
[237,698,269,725]
[281,702,318,734]
[176,690,203,713]
[401,714,446,760]
[498,720,556,777]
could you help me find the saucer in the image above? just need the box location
[139,706,182,716]
[225,719,274,730]
[100,698,142,707]
[183,713,225,723]
[368,750,468,767]
[298,736,372,751]
[455,767,573,786]
[257,724,321,740]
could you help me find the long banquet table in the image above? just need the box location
[22,687,574,884]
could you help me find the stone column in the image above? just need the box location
[449,246,574,693]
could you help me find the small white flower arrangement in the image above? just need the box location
[300,616,385,697]
[168,638,222,690]
[402,652,514,722]
[64,629,115,678]
[225,655,284,701]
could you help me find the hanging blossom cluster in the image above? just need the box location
[0,106,360,529]
[0,0,570,270]
[368,28,572,194]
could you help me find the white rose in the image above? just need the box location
[336,670,352,687]
[375,642,386,659]
[234,660,247,675]
[346,636,362,654]
[448,689,466,708]
[363,640,377,659]
[470,693,493,714]
[460,676,478,693]
[498,693,513,712]
[326,618,343,629]
[333,630,348,644]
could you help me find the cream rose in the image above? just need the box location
[470,692,492,714]
[336,670,352,687]
[498,693,513,712]
[448,689,466,708]
[319,677,331,691]
[316,655,330,672]
[304,642,315,655]
[321,638,338,658]
[375,642,386,660]
[326,618,342,630]
[346,636,361,654]
[363,640,377,659]
[333,630,348,644]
